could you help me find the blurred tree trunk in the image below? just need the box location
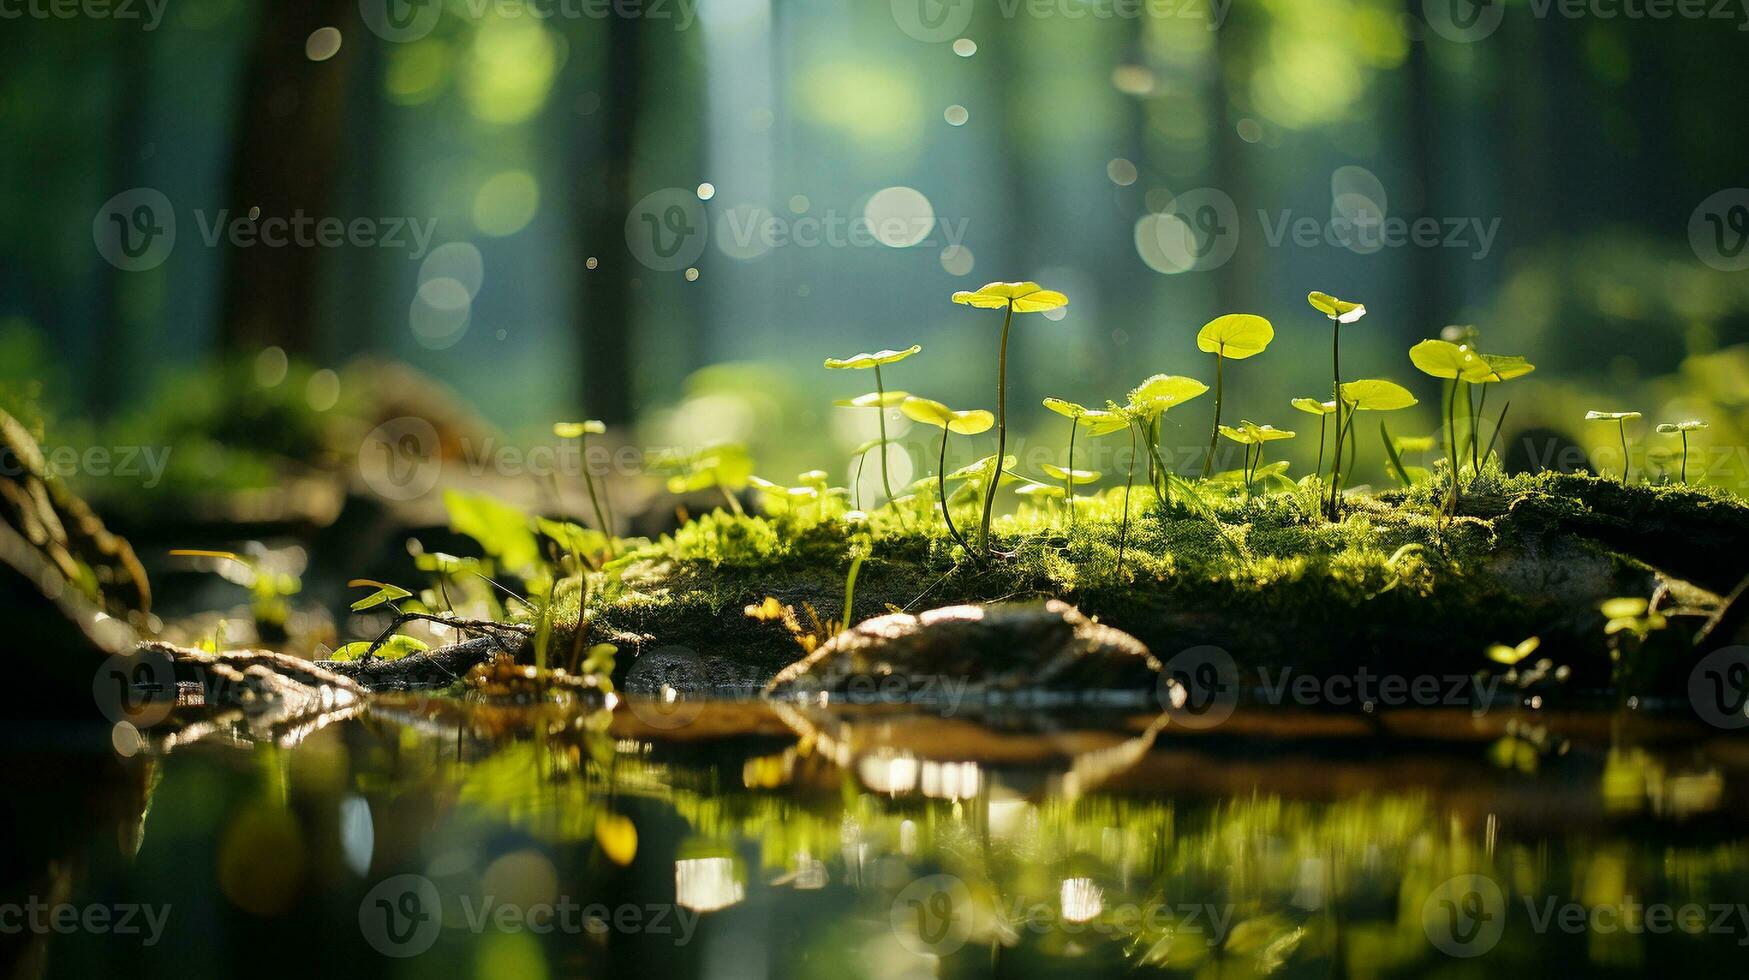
[217,0,357,356]
[570,17,643,426]
[95,26,150,415]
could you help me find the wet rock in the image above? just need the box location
[764,600,1160,701]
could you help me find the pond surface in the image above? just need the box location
[7,699,1749,978]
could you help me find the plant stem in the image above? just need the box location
[853,451,866,511]
[721,483,744,517]
[1681,431,1689,483]
[1203,350,1223,479]
[1315,414,1327,479]
[980,302,1015,556]
[1118,423,1135,575]
[1445,378,1461,514]
[1472,383,1489,473]
[1328,320,1344,519]
[1618,420,1630,485]
[1065,417,1078,526]
[937,428,973,557]
[874,364,899,513]
[578,434,616,558]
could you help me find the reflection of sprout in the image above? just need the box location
[553,420,615,557]
[900,396,993,559]
[1337,379,1417,490]
[1195,314,1274,478]
[826,345,921,513]
[1307,292,1366,518]
[1585,411,1643,485]
[1487,635,1541,666]
[1218,420,1296,499]
[1291,397,1336,478]
[952,281,1068,556]
[1411,339,1483,513]
[1655,419,1709,483]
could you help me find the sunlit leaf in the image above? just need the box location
[553,420,607,438]
[1464,353,1536,384]
[833,390,909,409]
[1340,379,1418,411]
[349,581,413,612]
[330,634,429,662]
[1585,410,1642,422]
[823,345,922,369]
[1042,397,1091,419]
[1041,463,1100,483]
[1219,420,1295,444]
[1307,291,1366,323]
[1126,374,1209,419]
[1014,482,1066,499]
[1196,313,1274,359]
[444,489,541,575]
[595,813,638,865]
[1656,420,1710,433]
[1487,636,1541,665]
[951,281,1068,313]
[1291,397,1335,415]
[1409,339,1481,380]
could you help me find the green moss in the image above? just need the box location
[559,476,1747,686]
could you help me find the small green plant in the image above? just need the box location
[1410,339,1483,513]
[1217,420,1296,499]
[1291,397,1336,478]
[1124,373,1209,509]
[1458,354,1535,472]
[1040,462,1100,523]
[1307,292,1367,518]
[825,345,921,512]
[554,420,615,557]
[899,396,994,558]
[1584,411,1642,484]
[1195,314,1274,478]
[951,281,1068,556]
[1655,419,1709,483]
[651,442,755,515]
[1336,379,1417,488]
[168,547,302,633]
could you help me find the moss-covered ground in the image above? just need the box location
[560,472,1747,689]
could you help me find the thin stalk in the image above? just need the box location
[1472,383,1489,472]
[1328,320,1345,518]
[578,433,615,557]
[1065,417,1078,526]
[1617,421,1630,485]
[854,451,866,511]
[937,428,974,557]
[874,364,900,517]
[1681,431,1689,483]
[1315,414,1327,479]
[980,302,1015,555]
[1445,378,1461,514]
[1117,424,1136,574]
[1480,401,1511,470]
[1202,350,1223,478]
[721,482,745,517]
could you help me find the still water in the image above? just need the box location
[6,698,1749,978]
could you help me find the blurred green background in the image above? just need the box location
[4,0,1749,503]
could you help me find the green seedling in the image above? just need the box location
[900,396,994,559]
[652,442,755,516]
[1124,374,1209,508]
[1410,339,1483,513]
[1336,379,1417,489]
[1601,596,1667,639]
[1195,314,1274,478]
[1585,411,1642,484]
[952,281,1068,556]
[1014,481,1067,520]
[1486,635,1541,666]
[1656,419,1709,483]
[1042,398,1089,522]
[1459,353,1535,472]
[1291,397,1337,478]
[1040,462,1100,522]
[1218,420,1296,499]
[1308,291,1367,518]
[826,345,921,512]
[169,547,302,632]
[554,420,616,558]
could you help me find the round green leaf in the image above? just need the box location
[1657,420,1709,433]
[951,282,1068,313]
[1015,482,1067,499]
[1409,339,1481,379]
[1040,463,1101,483]
[824,345,922,369]
[1043,397,1090,419]
[1196,313,1274,359]
[833,390,910,409]
[1585,410,1642,422]
[1291,397,1336,415]
[1340,379,1418,411]
[1464,353,1535,384]
[553,420,607,438]
[1076,409,1130,435]
[1126,374,1209,418]
[1308,292,1366,323]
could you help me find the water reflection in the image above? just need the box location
[9,701,1749,978]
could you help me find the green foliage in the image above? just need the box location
[330,634,429,662]
[349,581,412,612]
[445,488,542,576]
